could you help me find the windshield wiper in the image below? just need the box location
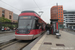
[26,24,29,29]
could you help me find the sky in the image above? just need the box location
[0,0,75,23]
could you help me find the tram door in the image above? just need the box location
[35,18,40,35]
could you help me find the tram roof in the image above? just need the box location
[21,11,35,13]
[21,11,40,17]
[19,11,46,24]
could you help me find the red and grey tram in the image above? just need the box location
[15,11,46,40]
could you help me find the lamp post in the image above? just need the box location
[38,11,43,17]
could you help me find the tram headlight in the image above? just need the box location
[16,29,31,34]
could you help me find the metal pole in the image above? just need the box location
[38,11,43,17]
[56,3,59,32]
[56,3,58,19]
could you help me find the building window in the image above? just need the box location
[2,10,5,13]
[9,15,11,19]
[68,15,73,16]
[61,9,62,10]
[59,12,60,13]
[59,14,60,15]
[59,9,60,10]
[59,17,60,18]
[64,15,67,16]
[61,12,62,13]
[2,14,5,17]
[2,10,5,17]
[61,7,62,8]
[61,14,62,15]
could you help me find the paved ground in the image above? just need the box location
[63,29,75,35]
[0,32,14,37]
[0,32,15,43]
[31,30,75,50]
[0,30,15,34]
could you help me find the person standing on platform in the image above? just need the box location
[46,24,50,34]
[50,22,53,34]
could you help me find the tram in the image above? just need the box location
[15,11,46,40]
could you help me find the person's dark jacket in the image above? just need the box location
[46,25,50,30]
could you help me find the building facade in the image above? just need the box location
[64,10,75,30]
[13,13,18,22]
[51,5,63,29]
[0,7,13,22]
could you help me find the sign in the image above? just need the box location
[19,16,31,19]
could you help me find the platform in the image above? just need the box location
[31,30,75,50]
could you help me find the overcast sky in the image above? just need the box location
[0,0,75,23]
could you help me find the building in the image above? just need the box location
[0,7,13,22]
[0,7,18,23]
[13,13,18,22]
[51,5,63,29]
[0,7,18,30]
[63,10,75,30]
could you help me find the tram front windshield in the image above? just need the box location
[18,16,32,29]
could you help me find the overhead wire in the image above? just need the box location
[33,0,41,10]
[0,0,22,12]
[0,0,51,13]
[0,0,50,11]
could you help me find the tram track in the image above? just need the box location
[0,39,19,50]
[0,39,33,50]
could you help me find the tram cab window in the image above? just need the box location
[35,18,40,29]
[40,23,44,30]
[35,20,39,29]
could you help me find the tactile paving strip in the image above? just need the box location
[56,44,65,46]
[44,42,52,45]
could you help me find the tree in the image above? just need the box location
[0,17,11,22]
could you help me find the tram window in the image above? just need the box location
[41,24,43,30]
[18,20,32,29]
[36,23,40,29]
[35,18,40,29]
[35,22,39,29]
